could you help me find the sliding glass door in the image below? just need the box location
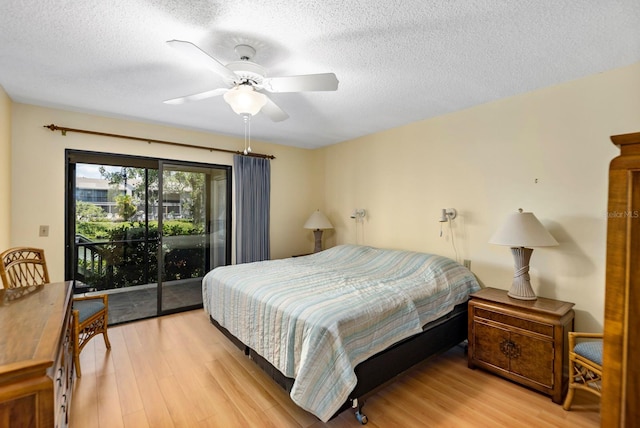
[66,151,231,324]
[158,162,229,312]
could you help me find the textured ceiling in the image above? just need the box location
[1,1,639,149]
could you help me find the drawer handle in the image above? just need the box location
[510,342,521,359]
[499,339,510,356]
[499,339,521,359]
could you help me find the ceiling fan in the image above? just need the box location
[164,40,339,122]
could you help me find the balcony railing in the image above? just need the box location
[74,233,207,292]
[75,234,107,285]
[75,234,158,291]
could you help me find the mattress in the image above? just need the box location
[202,244,480,421]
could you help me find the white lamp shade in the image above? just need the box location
[223,85,267,116]
[304,210,333,230]
[489,209,558,247]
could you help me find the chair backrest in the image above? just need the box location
[0,247,50,289]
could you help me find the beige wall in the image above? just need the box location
[10,104,319,281]
[0,86,10,251]
[8,63,640,330]
[318,62,640,332]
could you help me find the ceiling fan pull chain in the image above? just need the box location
[243,114,248,154]
[242,114,252,155]
[247,114,252,153]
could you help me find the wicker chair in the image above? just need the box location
[0,247,111,377]
[563,331,603,410]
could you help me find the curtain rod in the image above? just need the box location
[43,123,276,159]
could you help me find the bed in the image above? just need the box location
[202,244,480,423]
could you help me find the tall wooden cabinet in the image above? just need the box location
[0,281,75,428]
[602,132,640,427]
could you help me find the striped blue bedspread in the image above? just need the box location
[202,244,480,421]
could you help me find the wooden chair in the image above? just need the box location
[0,247,111,377]
[563,332,603,410]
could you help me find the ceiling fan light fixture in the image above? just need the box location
[223,85,267,116]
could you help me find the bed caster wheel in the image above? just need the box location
[355,411,368,425]
[352,398,367,424]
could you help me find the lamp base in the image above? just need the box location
[313,229,323,253]
[507,247,537,300]
[508,289,537,301]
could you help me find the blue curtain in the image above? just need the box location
[234,155,271,263]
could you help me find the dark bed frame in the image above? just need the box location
[209,301,469,423]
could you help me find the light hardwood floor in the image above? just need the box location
[70,309,600,427]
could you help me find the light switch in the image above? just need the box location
[39,225,49,237]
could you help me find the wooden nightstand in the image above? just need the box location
[467,287,575,404]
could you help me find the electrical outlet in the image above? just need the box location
[463,259,471,270]
[39,225,49,237]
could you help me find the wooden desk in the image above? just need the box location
[0,281,75,427]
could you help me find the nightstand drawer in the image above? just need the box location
[475,307,554,337]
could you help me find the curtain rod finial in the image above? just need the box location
[43,124,66,135]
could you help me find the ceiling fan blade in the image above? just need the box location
[167,40,238,82]
[262,73,339,93]
[261,96,289,122]
[164,88,228,105]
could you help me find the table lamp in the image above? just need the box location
[489,208,558,300]
[304,209,333,253]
